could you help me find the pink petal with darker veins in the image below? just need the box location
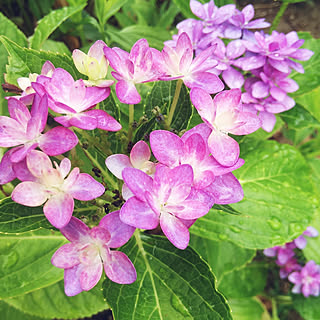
[150,130,183,167]
[26,150,52,178]
[80,263,103,291]
[0,150,17,184]
[80,86,110,111]
[39,126,78,155]
[85,109,121,131]
[60,216,91,242]
[12,181,47,206]
[43,192,74,229]
[69,113,98,130]
[116,80,141,104]
[0,116,27,147]
[51,243,80,268]
[190,87,215,124]
[208,131,240,167]
[64,265,83,296]
[29,94,48,134]
[106,154,131,180]
[130,140,151,168]
[120,196,159,229]
[184,71,224,94]
[167,200,209,220]
[160,211,190,250]
[7,97,31,127]
[9,143,38,163]
[99,211,135,248]
[122,167,153,201]
[69,173,105,201]
[104,251,136,284]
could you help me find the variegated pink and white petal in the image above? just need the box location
[39,126,78,155]
[64,265,83,296]
[166,199,209,220]
[7,97,31,128]
[115,80,141,104]
[160,211,190,250]
[68,173,105,201]
[60,216,91,242]
[0,116,27,147]
[29,94,48,134]
[99,210,135,248]
[51,243,80,268]
[105,154,131,180]
[0,150,17,184]
[183,133,207,162]
[130,140,151,168]
[150,130,183,167]
[43,192,74,229]
[59,158,71,179]
[190,87,215,124]
[213,88,241,118]
[26,150,52,178]
[208,131,240,167]
[104,251,137,284]
[69,113,98,130]
[12,181,48,206]
[120,196,159,230]
[85,109,121,132]
[122,167,153,201]
[80,263,103,291]
[184,71,224,94]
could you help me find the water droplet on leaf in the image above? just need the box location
[267,217,282,230]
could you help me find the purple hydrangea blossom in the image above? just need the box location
[11,150,105,228]
[51,213,136,296]
[152,32,224,94]
[294,226,319,249]
[149,129,244,205]
[288,261,320,297]
[120,164,211,249]
[225,4,270,39]
[190,87,261,166]
[104,39,159,104]
[0,94,78,184]
[278,257,302,279]
[32,68,121,131]
[72,40,114,88]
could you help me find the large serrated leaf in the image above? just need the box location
[0,198,51,233]
[145,80,193,132]
[103,232,232,320]
[0,300,44,320]
[228,297,268,320]
[4,279,107,319]
[0,229,66,298]
[0,36,81,85]
[189,236,255,281]
[30,4,86,50]
[190,140,317,249]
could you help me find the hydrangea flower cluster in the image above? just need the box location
[165,0,313,132]
[0,0,314,298]
[263,227,320,297]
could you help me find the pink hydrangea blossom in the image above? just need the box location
[288,261,320,297]
[294,226,319,249]
[0,94,78,184]
[51,213,136,296]
[120,164,211,249]
[152,32,224,94]
[11,150,105,228]
[32,68,121,131]
[190,87,261,166]
[72,40,114,88]
[104,39,159,104]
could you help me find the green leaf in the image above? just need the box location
[0,300,44,320]
[294,87,320,122]
[145,80,193,132]
[107,25,170,51]
[291,33,320,97]
[0,198,52,233]
[95,0,129,26]
[218,263,267,299]
[4,279,107,319]
[103,232,232,320]
[0,36,81,86]
[190,140,317,249]
[0,229,66,298]
[30,5,87,50]
[133,116,156,144]
[0,11,28,115]
[189,237,255,281]
[41,39,70,54]
[172,0,196,19]
[228,297,268,320]
[292,295,320,320]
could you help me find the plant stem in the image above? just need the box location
[167,79,183,128]
[271,297,280,320]
[127,104,135,144]
[270,2,289,32]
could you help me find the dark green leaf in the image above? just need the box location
[0,36,81,86]
[30,5,86,50]
[293,295,320,320]
[0,300,44,320]
[103,232,232,320]
[190,141,317,249]
[172,0,196,19]
[4,279,107,319]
